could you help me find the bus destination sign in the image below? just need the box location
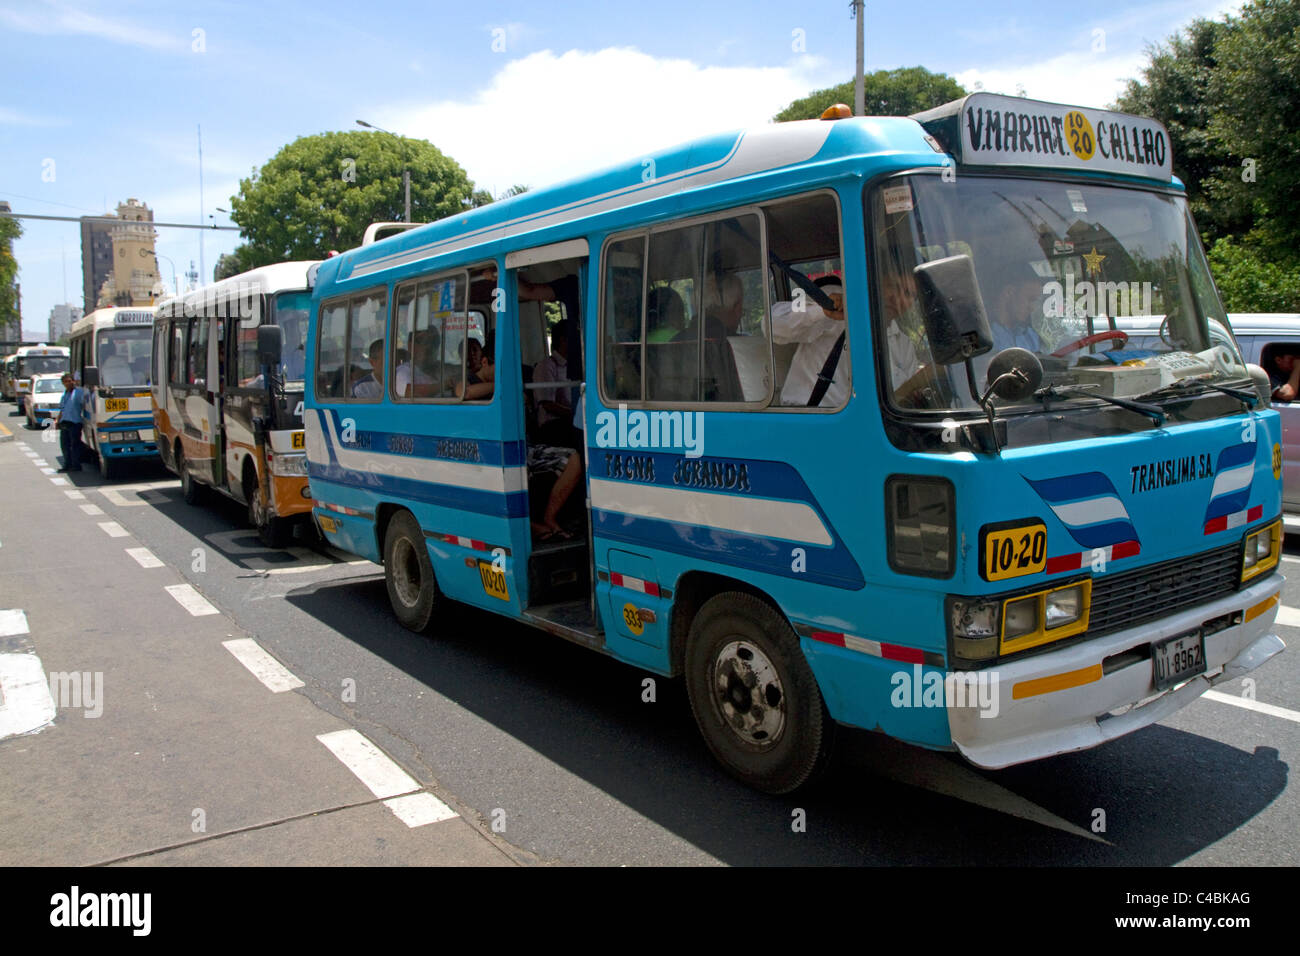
[114,311,153,327]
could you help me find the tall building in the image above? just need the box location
[48,303,82,343]
[81,199,159,312]
[79,215,114,315]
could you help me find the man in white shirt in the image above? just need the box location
[532,319,572,427]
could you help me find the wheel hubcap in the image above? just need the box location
[710,640,786,746]
[391,537,421,608]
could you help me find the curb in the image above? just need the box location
[0,419,13,443]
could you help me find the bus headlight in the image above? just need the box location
[999,580,1091,655]
[271,453,308,477]
[109,430,140,442]
[1241,520,1281,583]
[949,597,1000,664]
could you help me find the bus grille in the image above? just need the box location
[1087,543,1241,637]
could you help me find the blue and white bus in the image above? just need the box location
[305,94,1285,793]
[70,307,158,478]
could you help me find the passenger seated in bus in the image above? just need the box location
[350,339,385,399]
[528,444,582,540]
[454,338,495,400]
[646,286,686,342]
[1266,345,1300,402]
[396,328,441,397]
[664,273,744,402]
[98,342,133,387]
[771,275,850,406]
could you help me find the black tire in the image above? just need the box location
[98,448,116,480]
[247,467,292,549]
[177,445,201,505]
[384,511,438,632]
[685,592,834,794]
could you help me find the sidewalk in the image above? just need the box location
[0,428,514,866]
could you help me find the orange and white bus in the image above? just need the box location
[152,262,319,546]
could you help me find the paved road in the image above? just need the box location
[1,403,1297,866]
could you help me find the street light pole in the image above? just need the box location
[154,253,179,297]
[356,119,411,223]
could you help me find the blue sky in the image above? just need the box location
[2,0,1240,337]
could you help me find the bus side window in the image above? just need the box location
[602,236,646,402]
[170,321,187,385]
[316,300,349,399]
[346,292,387,400]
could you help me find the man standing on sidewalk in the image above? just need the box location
[53,372,88,472]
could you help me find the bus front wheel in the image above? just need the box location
[177,446,201,505]
[98,448,116,481]
[685,592,834,795]
[247,469,291,549]
[384,511,438,632]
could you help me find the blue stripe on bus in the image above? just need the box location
[590,447,828,505]
[308,463,529,519]
[317,409,526,467]
[592,508,865,590]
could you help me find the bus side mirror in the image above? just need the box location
[913,255,994,365]
[257,325,283,368]
[83,366,100,389]
[1247,363,1272,408]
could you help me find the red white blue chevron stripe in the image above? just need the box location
[1025,472,1140,550]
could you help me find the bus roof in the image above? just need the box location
[71,307,155,337]
[318,96,1181,292]
[320,115,939,288]
[156,260,321,314]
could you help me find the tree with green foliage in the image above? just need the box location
[774,66,966,122]
[0,213,22,341]
[1117,0,1300,312]
[228,131,480,266]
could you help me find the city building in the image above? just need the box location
[47,303,82,343]
[81,199,159,311]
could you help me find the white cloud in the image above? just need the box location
[0,106,65,127]
[0,1,183,52]
[955,49,1149,109]
[384,46,829,195]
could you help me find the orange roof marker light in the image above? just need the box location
[820,103,853,120]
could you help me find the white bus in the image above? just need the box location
[69,307,158,478]
[152,262,319,546]
[11,344,70,413]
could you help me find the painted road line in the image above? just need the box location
[50,477,69,486]
[0,652,57,739]
[97,521,128,538]
[79,504,105,516]
[1275,605,1300,628]
[62,490,85,500]
[260,560,373,576]
[1202,690,1300,724]
[0,609,31,638]
[383,792,458,828]
[94,479,179,495]
[164,584,219,616]
[125,547,164,569]
[41,467,56,475]
[316,729,421,799]
[221,639,305,693]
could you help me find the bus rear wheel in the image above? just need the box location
[685,592,834,794]
[384,511,438,632]
[177,446,201,505]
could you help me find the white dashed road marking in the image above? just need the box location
[40,467,56,475]
[125,547,164,568]
[221,638,304,693]
[1275,605,1300,628]
[0,651,57,740]
[0,609,31,638]
[63,490,85,500]
[97,521,128,538]
[316,729,458,828]
[1202,690,1300,724]
[50,477,69,486]
[164,584,218,616]
[79,504,104,516]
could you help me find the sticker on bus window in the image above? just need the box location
[883,185,913,214]
[981,520,1048,582]
[477,559,509,601]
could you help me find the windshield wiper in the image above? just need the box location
[1034,382,1167,425]
[1136,377,1259,409]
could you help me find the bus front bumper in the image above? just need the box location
[949,574,1285,769]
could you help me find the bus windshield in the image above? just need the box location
[97,327,152,387]
[273,291,310,385]
[873,176,1242,420]
[19,355,68,377]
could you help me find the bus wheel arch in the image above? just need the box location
[245,459,291,549]
[383,509,438,633]
[668,572,773,676]
[681,588,835,794]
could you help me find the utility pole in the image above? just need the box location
[357,120,412,223]
[853,0,865,117]
[198,124,206,285]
